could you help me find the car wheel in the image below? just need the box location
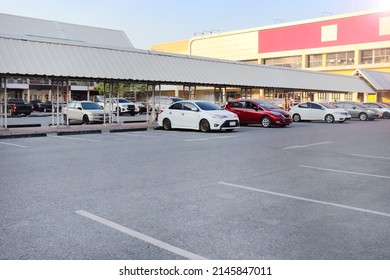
[162,118,171,130]
[7,108,12,116]
[130,111,135,116]
[261,116,271,128]
[82,114,90,124]
[292,114,301,122]
[358,113,368,121]
[199,119,210,132]
[325,114,334,123]
[382,111,390,119]
[63,115,68,123]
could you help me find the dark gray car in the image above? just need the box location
[332,101,379,121]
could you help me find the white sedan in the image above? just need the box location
[290,102,351,123]
[158,100,239,132]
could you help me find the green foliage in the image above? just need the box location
[96,82,147,100]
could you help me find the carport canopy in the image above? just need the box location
[0,35,375,93]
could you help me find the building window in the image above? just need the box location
[331,92,341,102]
[374,48,390,64]
[307,54,322,68]
[326,51,354,66]
[360,50,373,64]
[264,56,302,68]
[345,93,353,101]
[360,48,390,64]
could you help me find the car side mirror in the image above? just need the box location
[191,107,198,112]
[77,107,82,110]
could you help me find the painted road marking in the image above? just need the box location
[75,210,208,260]
[300,165,390,179]
[352,154,390,160]
[0,141,28,148]
[185,135,237,142]
[282,141,332,150]
[218,182,390,218]
[49,135,101,143]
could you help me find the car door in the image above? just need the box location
[228,101,248,123]
[296,102,310,120]
[308,102,325,120]
[244,101,263,124]
[177,102,200,129]
[343,102,358,118]
[166,102,183,128]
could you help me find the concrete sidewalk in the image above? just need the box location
[0,122,158,139]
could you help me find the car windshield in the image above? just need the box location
[172,98,183,102]
[320,102,337,109]
[354,103,367,108]
[379,102,390,108]
[81,102,101,110]
[194,102,222,111]
[255,101,279,109]
[118,99,130,103]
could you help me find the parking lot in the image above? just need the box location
[0,119,389,260]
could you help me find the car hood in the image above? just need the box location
[207,110,238,118]
[269,108,289,115]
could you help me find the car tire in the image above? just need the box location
[162,118,171,130]
[382,111,390,119]
[82,114,90,124]
[292,114,301,122]
[7,108,12,116]
[325,114,335,123]
[358,113,368,121]
[261,116,271,128]
[63,114,68,123]
[199,119,210,132]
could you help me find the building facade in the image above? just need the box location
[152,9,390,104]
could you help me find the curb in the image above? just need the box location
[57,130,102,136]
[0,133,47,139]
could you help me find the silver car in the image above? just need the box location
[62,101,107,124]
[362,102,390,119]
[332,101,379,121]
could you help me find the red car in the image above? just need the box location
[225,99,292,128]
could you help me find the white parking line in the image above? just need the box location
[0,141,28,148]
[282,141,332,150]
[109,133,158,138]
[218,182,390,218]
[300,165,390,179]
[352,154,390,160]
[75,210,208,260]
[49,135,101,143]
[185,135,237,142]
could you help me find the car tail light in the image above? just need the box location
[13,104,17,110]
[158,109,164,114]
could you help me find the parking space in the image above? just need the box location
[0,119,389,259]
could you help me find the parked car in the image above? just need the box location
[290,102,351,123]
[98,98,137,116]
[362,102,390,119]
[149,96,183,111]
[332,101,379,121]
[133,101,147,113]
[225,99,292,128]
[29,100,48,112]
[62,101,107,124]
[7,98,33,116]
[158,100,239,132]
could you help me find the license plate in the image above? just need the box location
[229,121,236,126]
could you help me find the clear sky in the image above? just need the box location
[1,0,390,49]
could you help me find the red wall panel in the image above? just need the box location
[258,11,390,53]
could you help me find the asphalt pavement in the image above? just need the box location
[0,118,389,260]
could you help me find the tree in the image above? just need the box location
[96,82,147,100]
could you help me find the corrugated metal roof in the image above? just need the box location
[0,36,374,93]
[355,69,390,91]
[0,13,134,50]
